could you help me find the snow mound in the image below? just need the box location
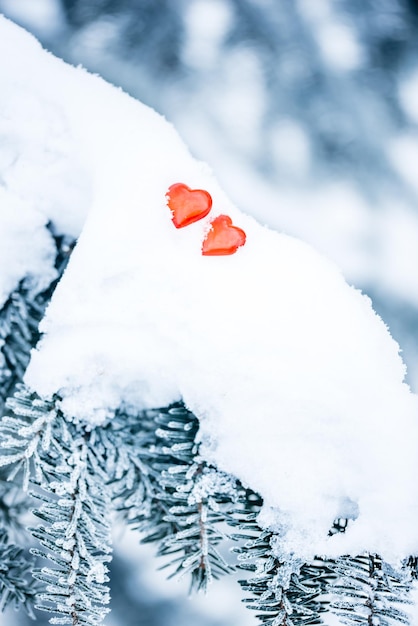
[1,16,418,562]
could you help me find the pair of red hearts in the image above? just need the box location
[166,183,246,256]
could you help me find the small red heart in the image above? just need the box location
[201,215,246,256]
[166,183,212,228]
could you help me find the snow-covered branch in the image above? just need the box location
[1,14,418,625]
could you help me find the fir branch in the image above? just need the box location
[0,471,41,617]
[2,389,416,626]
[114,403,238,591]
[0,231,73,414]
[0,528,39,619]
[0,231,75,618]
[329,554,413,626]
[3,388,112,625]
[229,501,335,626]
[230,507,415,626]
[0,388,57,491]
[0,469,31,531]
[100,406,158,521]
[0,287,42,409]
[155,461,236,592]
[406,556,418,579]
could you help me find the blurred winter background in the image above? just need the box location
[1,0,418,624]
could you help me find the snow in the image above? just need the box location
[0,188,57,307]
[1,16,418,564]
[0,26,91,304]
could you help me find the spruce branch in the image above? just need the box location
[101,406,159,521]
[0,462,41,618]
[0,469,32,531]
[229,505,331,626]
[3,388,112,625]
[3,388,417,626]
[406,556,418,579]
[114,403,238,591]
[0,528,39,619]
[0,230,73,415]
[329,554,413,626]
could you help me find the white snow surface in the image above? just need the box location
[1,16,418,563]
[0,188,56,307]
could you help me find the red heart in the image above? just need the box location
[166,183,212,228]
[201,215,246,256]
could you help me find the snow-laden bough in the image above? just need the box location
[1,15,417,564]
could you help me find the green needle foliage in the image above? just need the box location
[0,390,239,622]
[0,527,39,619]
[0,231,73,414]
[1,383,417,626]
[117,404,237,591]
[329,554,413,626]
[2,389,112,625]
[229,508,333,626]
[0,229,74,620]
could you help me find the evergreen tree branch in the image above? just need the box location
[0,232,74,620]
[112,403,238,591]
[2,386,417,626]
[0,231,73,414]
[229,504,332,626]
[0,528,39,619]
[329,554,413,626]
[2,389,112,625]
[0,471,40,617]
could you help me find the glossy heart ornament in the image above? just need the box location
[167,183,212,228]
[202,214,246,256]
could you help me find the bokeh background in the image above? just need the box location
[1,1,418,624]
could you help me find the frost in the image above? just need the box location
[86,562,107,585]
[188,468,237,505]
